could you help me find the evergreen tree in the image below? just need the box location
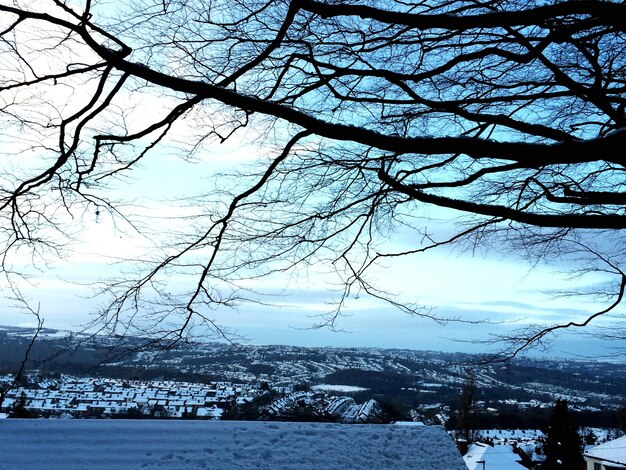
[9,392,35,419]
[456,372,478,444]
[543,399,585,470]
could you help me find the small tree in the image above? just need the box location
[543,399,585,470]
[8,392,36,419]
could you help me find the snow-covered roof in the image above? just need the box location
[0,420,466,469]
[463,442,527,470]
[195,406,223,418]
[585,435,626,466]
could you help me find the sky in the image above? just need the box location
[2,139,620,359]
[1,0,625,360]
[1,120,622,359]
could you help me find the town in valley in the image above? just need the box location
[1,325,626,468]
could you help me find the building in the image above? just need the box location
[463,442,528,470]
[584,435,626,470]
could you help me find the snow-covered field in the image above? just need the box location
[0,419,466,469]
[310,384,368,393]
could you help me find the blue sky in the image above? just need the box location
[0,113,620,359]
[0,116,620,357]
[3,152,620,359]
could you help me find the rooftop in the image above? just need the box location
[463,442,526,470]
[0,420,466,470]
[585,435,626,466]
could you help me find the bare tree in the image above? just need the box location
[1,0,626,356]
[0,291,43,413]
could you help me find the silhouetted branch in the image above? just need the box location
[1,0,625,355]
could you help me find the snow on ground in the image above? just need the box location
[0,420,466,470]
[476,429,545,442]
[581,427,625,444]
[310,384,368,393]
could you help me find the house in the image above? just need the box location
[463,442,527,470]
[0,420,467,469]
[584,435,626,470]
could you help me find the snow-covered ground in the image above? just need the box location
[310,384,368,393]
[476,428,545,443]
[0,419,466,469]
[581,427,625,444]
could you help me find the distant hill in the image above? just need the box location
[1,324,625,429]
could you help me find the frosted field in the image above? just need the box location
[0,419,466,469]
[310,384,369,392]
